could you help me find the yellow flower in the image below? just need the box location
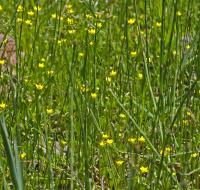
[67,7,74,14]
[66,4,72,9]
[86,14,93,20]
[17,5,23,12]
[128,137,136,144]
[61,39,66,43]
[130,51,137,58]
[110,70,117,77]
[0,102,7,110]
[156,22,162,27]
[61,140,67,146]
[88,28,96,35]
[97,22,102,28]
[140,166,149,173]
[119,113,126,119]
[20,152,26,159]
[57,40,62,45]
[102,134,109,139]
[67,18,74,25]
[99,141,105,147]
[128,18,136,25]
[89,41,94,46]
[0,5,3,11]
[172,172,176,176]
[0,59,5,65]
[59,16,63,21]
[47,70,54,75]
[17,18,23,23]
[80,85,89,93]
[116,160,124,166]
[106,139,113,145]
[182,119,189,125]
[78,52,84,57]
[47,109,53,114]
[160,147,171,156]
[38,63,45,68]
[165,147,171,152]
[106,77,112,82]
[35,84,43,90]
[34,6,42,12]
[2,38,7,44]
[51,13,57,19]
[91,92,97,99]
[172,50,177,55]
[28,10,34,16]
[176,11,182,16]
[95,13,102,19]
[68,29,76,34]
[138,136,145,143]
[191,153,198,158]
[137,73,143,80]
[25,19,32,26]
[186,111,191,116]
[186,44,190,49]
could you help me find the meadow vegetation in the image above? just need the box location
[0,0,200,189]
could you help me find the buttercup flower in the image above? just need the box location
[89,41,94,46]
[99,141,105,147]
[20,152,26,159]
[28,10,34,16]
[38,63,45,68]
[137,73,143,80]
[91,92,97,99]
[140,166,149,174]
[0,5,3,12]
[191,153,198,158]
[34,6,42,12]
[176,11,182,16]
[160,147,171,156]
[25,19,32,26]
[128,18,136,24]
[88,28,96,35]
[116,160,124,166]
[0,59,5,65]
[17,5,23,12]
[156,22,162,27]
[97,22,102,28]
[35,84,44,90]
[102,134,109,139]
[0,102,7,110]
[128,138,136,144]
[47,109,54,114]
[130,51,137,58]
[78,52,84,57]
[138,136,145,143]
[110,70,117,77]
[106,139,113,144]
[52,13,57,19]
[119,113,126,119]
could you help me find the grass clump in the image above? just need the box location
[0,0,199,189]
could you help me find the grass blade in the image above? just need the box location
[0,116,24,190]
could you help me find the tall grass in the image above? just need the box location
[0,0,199,189]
